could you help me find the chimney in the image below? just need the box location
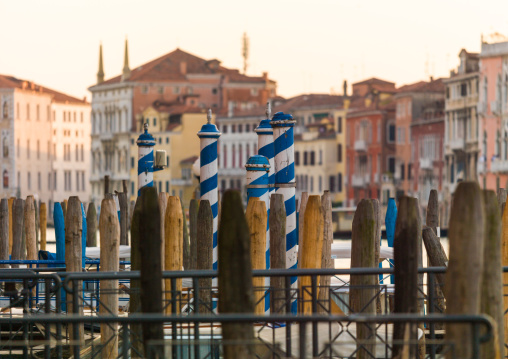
[343,80,348,97]
[180,62,187,75]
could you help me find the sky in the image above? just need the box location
[1,0,508,101]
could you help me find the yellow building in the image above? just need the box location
[129,103,213,207]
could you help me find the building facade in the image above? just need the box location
[89,41,276,204]
[0,74,91,217]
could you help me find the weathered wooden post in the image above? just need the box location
[270,193,286,313]
[11,199,24,268]
[218,190,255,358]
[246,197,267,315]
[297,192,308,268]
[189,199,198,270]
[8,197,14,255]
[392,196,421,358]
[318,191,333,312]
[65,197,84,345]
[129,200,135,228]
[182,201,190,270]
[445,181,485,359]
[158,193,168,278]
[0,199,8,268]
[129,197,144,358]
[118,192,129,245]
[35,201,39,252]
[24,196,37,278]
[497,188,506,216]
[40,203,47,251]
[86,202,97,247]
[350,199,376,358]
[61,200,67,222]
[299,195,323,314]
[422,228,448,298]
[99,197,120,358]
[197,200,213,313]
[480,190,503,358]
[165,196,183,314]
[138,187,164,358]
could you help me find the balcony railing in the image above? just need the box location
[351,174,365,187]
[354,140,367,152]
[419,158,433,170]
[448,138,465,151]
[491,159,508,173]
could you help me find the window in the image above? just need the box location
[222,125,228,134]
[166,137,169,144]
[212,88,218,94]
[36,105,40,121]
[408,163,412,180]
[329,176,336,192]
[63,111,66,122]
[397,127,405,144]
[310,151,315,165]
[173,86,180,94]
[141,86,148,94]
[16,103,19,119]
[221,180,226,191]
[27,172,31,190]
[26,104,30,120]
[3,170,8,189]
[153,117,157,126]
[131,182,135,194]
[166,181,169,193]
[38,172,41,191]
[48,173,51,191]
[37,140,40,159]
[54,170,57,190]
[319,150,323,165]
[238,125,243,133]
[82,171,85,191]
[400,163,405,180]
[231,125,236,133]
[27,139,30,159]
[158,86,164,94]
[2,102,7,119]
[3,137,8,158]
[304,151,308,165]
[131,157,135,168]
[337,144,342,163]
[337,117,342,133]
[318,176,322,192]
[81,145,84,161]
[245,124,250,132]
[338,173,342,192]
[387,123,396,143]
[310,176,314,192]
[461,83,467,97]
[76,172,80,191]
[295,151,300,166]
[80,112,83,123]
[388,157,396,174]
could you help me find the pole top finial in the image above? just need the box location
[143,121,148,133]
[207,109,212,124]
[265,101,271,119]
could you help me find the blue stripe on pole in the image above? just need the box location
[275,162,295,184]
[200,142,218,166]
[273,126,294,151]
[211,201,218,219]
[200,174,218,197]
[138,151,154,175]
[81,203,87,266]
[258,144,274,159]
[212,232,218,270]
[54,203,65,264]
[284,195,296,217]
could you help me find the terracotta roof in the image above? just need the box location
[274,94,345,113]
[96,48,273,86]
[353,77,395,87]
[0,74,88,104]
[397,78,445,94]
[152,100,204,115]
[180,155,198,164]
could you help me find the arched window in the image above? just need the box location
[3,170,8,189]
[2,102,7,119]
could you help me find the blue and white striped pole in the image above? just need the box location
[136,122,156,196]
[245,155,271,313]
[197,109,221,270]
[271,111,298,313]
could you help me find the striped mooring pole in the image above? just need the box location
[271,111,298,313]
[197,109,221,270]
[136,122,166,196]
[245,154,271,313]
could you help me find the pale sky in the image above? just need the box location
[1,0,508,101]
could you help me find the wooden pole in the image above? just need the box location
[11,199,24,268]
[246,197,267,315]
[61,200,67,223]
[24,196,36,263]
[8,197,14,255]
[40,203,47,251]
[158,193,168,281]
[118,192,128,246]
[297,192,308,268]
[445,181,485,359]
[122,179,128,194]
[86,202,97,247]
[189,199,198,270]
[0,199,8,268]
[182,201,190,270]
[422,227,448,297]
[497,188,506,216]
[129,197,143,358]
[129,200,135,229]
[138,187,164,358]
[269,193,286,314]
[480,190,503,358]
[34,200,39,252]
[318,191,333,313]
[65,197,83,344]
[99,197,120,359]
[426,189,439,235]
[299,195,323,314]
[196,200,213,313]
[218,190,255,359]
[392,196,420,358]
[372,198,381,265]
[349,199,376,359]
[104,175,110,196]
[164,196,183,314]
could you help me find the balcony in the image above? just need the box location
[352,174,370,187]
[491,159,508,173]
[477,102,487,116]
[419,158,433,170]
[354,140,367,152]
[448,138,465,152]
[491,100,501,116]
